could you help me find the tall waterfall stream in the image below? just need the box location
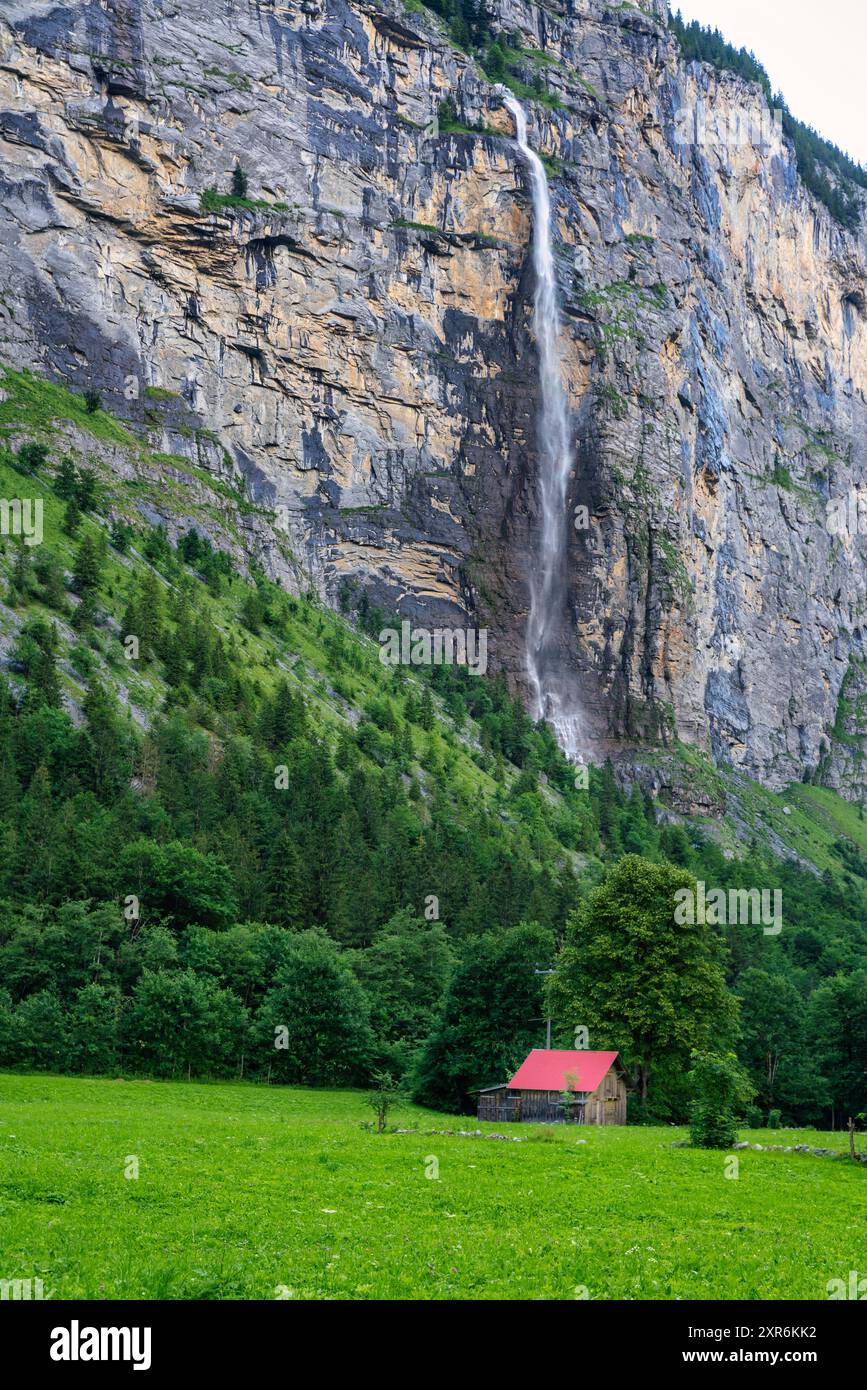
[504,94,586,763]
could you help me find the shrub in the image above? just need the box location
[55,455,78,499]
[767,1108,782,1130]
[366,1070,400,1133]
[83,388,102,414]
[15,441,49,474]
[688,1050,754,1149]
[110,520,132,552]
[438,96,458,129]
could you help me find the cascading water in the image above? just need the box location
[503,93,586,762]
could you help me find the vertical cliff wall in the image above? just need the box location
[1,0,866,793]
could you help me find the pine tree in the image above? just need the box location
[400,722,414,765]
[121,592,140,653]
[73,533,101,597]
[78,678,133,802]
[162,632,189,688]
[419,685,434,731]
[0,690,18,820]
[55,455,78,500]
[18,619,62,710]
[34,550,67,611]
[10,538,32,600]
[75,467,99,511]
[63,495,81,536]
[264,828,305,928]
[18,764,61,898]
[109,520,131,553]
[71,534,101,629]
[130,570,164,660]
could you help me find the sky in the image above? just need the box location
[671,0,867,165]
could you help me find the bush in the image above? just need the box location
[15,441,49,474]
[83,388,102,414]
[14,991,70,1070]
[438,96,459,130]
[366,1070,400,1133]
[688,1050,755,1149]
[69,644,98,679]
[767,1108,782,1130]
[110,520,132,552]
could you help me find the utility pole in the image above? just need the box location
[534,965,555,1049]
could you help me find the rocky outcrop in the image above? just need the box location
[1,0,866,793]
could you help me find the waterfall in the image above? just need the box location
[503,94,586,762]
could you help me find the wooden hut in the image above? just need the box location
[477,1049,628,1125]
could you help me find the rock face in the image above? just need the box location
[1,0,866,793]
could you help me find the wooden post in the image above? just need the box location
[848,1115,856,1160]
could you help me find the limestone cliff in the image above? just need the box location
[1,0,866,796]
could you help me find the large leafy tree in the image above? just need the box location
[348,908,454,1071]
[13,990,69,1069]
[252,930,375,1086]
[548,856,738,1103]
[126,969,248,1078]
[118,838,238,931]
[69,983,122,1073]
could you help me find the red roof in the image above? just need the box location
[508,1050,619,1093]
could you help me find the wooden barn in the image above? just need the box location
[477,1049,628,1125]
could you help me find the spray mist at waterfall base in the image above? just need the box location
[502,91,591,769]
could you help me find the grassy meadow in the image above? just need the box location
[1,1072,865,1300]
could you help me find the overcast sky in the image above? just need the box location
[671,1,867,165]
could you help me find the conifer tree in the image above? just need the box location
[73,532,101,598]
[419,685,434,731]
[11,536,32,597]
[63,495,81,536]
[55,454,78,500]
[18,764,61,898]
[78,678,133,802]
[231,163,248,199]
[264,827,305,929]
[17,619,62,710]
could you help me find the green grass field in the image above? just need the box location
[1,1073,865,1300]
